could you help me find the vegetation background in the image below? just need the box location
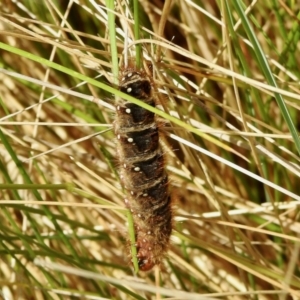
[0,0,299,299]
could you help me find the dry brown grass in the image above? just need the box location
[0,1,300,299]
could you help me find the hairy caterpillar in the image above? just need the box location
[114,68,172,271]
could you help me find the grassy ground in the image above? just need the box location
[0,0,300,299]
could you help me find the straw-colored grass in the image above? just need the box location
[0,0,299,299]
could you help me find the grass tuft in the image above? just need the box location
[0,1,299,299]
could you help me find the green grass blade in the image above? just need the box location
[233,0,300,156]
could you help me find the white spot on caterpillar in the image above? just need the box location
[143,193,148,197]
[147,231,151,235]
[124,198,128,204]
[127,138,133,143]
[117,134,121,139]
[125,108,131,114]
[138,214,141,218]
[127,87,132,93]
[131,191,134,195]
[127,72,133,78]
[117,105,120,110]
[134,167,140,172]
[123,163,127,168]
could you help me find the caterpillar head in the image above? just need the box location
[135,238,157,271]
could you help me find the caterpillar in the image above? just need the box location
[114,68,172,271]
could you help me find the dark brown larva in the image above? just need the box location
[114,68,172,271]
